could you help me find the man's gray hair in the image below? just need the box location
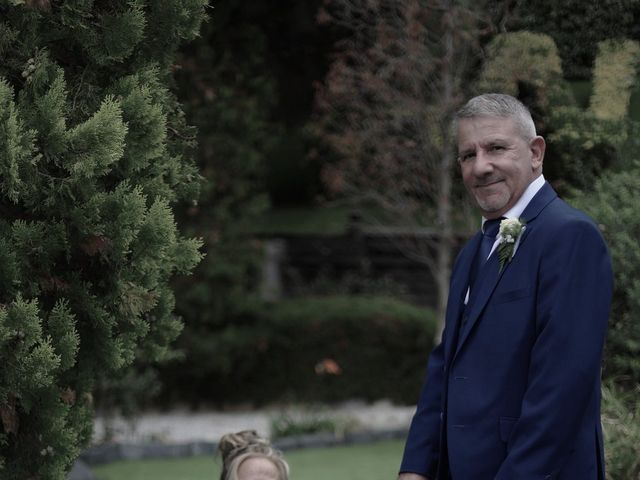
[455,93,537,140]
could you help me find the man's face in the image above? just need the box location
[457,115,544,219]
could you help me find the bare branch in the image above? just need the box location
[313,0,503,334]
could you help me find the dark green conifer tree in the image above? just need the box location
[0,1,206,477]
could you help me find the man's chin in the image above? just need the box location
[475,198,507,216]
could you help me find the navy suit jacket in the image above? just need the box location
[400,183,613,480]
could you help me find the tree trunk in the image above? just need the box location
[434,0,456,343]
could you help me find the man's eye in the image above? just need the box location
[460,153,475,162]
[490,145,505,151]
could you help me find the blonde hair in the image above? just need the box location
[218,430,289,480]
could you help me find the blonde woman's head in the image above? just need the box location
[218,431,289,480]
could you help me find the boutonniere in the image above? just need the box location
[497,218,526,271]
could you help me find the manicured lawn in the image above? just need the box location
[247,205,354,235]
[243,204,383,236]
[241,203,425,236]
[92,439,405,480]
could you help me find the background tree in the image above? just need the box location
[313,0,512,336]
[512,0,640,79]
[156,0,339,406]
[0,1,205,477]
[545,39,640,193]
[157,2,279,404]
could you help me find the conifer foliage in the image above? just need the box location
[0,1,206,477]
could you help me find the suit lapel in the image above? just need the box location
[444,233,481,364]
[520,182,557,223]
[454,182,558,356]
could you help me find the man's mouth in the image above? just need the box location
[475,179,503,189]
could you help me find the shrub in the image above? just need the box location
[602,383,640,479]
[590,40,640,121]
[270,409,343,439]
[478,31,564,109]
[570,164,640,388]
[545,106,622,191]
[160,295,437,406]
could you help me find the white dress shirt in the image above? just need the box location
[464,174,546,304]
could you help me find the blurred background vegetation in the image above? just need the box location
[2,0,640,478]
[160,1,640,477]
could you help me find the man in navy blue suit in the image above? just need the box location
[398,93,613,480]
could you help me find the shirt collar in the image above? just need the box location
[481,174,545,227]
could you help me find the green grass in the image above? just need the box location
[567,79,640,120]
[242,203,410,236]
[240,202,456,236]
[568,80,592,109]
[92,439,406,480]
[246,205,355,236]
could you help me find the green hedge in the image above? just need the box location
[602,383,640,479]
[160,296,437,406]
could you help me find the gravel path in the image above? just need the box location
[92,400,416,445]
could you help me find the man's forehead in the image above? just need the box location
[457,132,513,150]
[457,116,518,143]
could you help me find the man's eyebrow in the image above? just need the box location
[486,134,512,143]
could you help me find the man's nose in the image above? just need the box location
[473,150,494,175]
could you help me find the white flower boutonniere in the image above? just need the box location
[497,218,526,272]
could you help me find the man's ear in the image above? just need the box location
[530,136,545,170]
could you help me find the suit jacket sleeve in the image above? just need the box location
[399,326,446,477]
[495,218,612,479]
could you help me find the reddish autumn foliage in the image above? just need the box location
[312,0,505,334]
